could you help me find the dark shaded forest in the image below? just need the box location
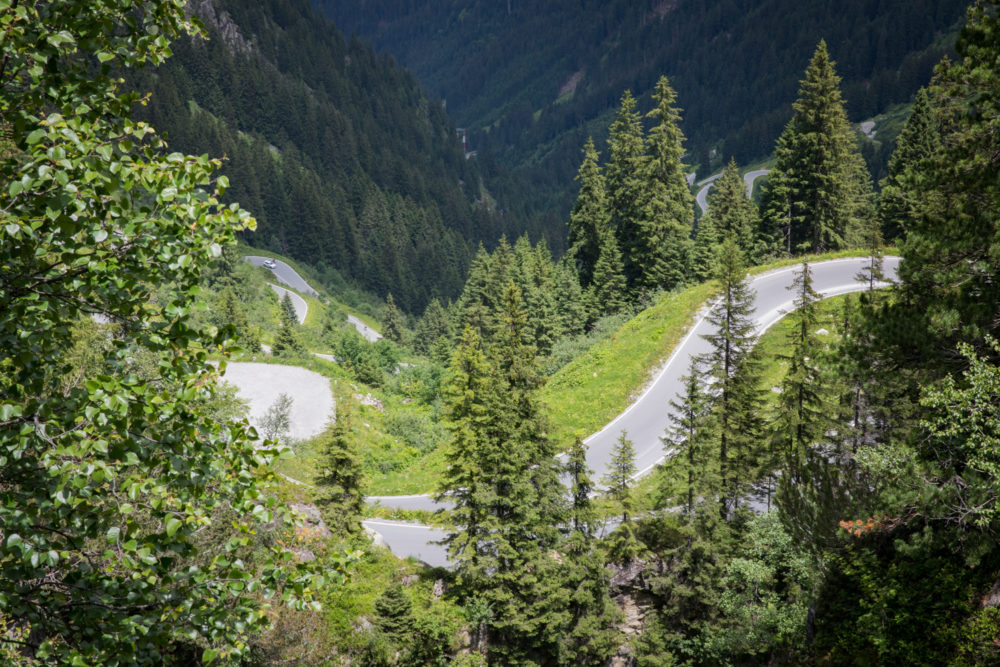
[132,0,545,312]
[315,0,966,221]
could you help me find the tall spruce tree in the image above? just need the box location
[770,262,828,508]
[663,358,714,516]
[897,2,1000,350]
[441,286,568,663]
[558,437,622,666]
[414,297,452,361]
[273,293,305,356]
[604,430,637,524]
[605,90,648,292]
[554,258,587,339]
[315,403,365,537]
[877,87,943,243]
[382,292,404,343]
[567,137,611,289]
[761,41,874,254]
[690,213,719,284]
[703,158,758,261]
[586,227,629,320]
[637,76,696,292]
[701,238,763,516]
[438,325,499,576]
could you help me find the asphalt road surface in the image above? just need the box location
[219,362,334,441]
[244,255,382,340]
[348,314,382,342]
[695,172,723,214]
[268,283,308,324]
[244,256,319,296]
[743,169,769,196]
[366,256,900,564]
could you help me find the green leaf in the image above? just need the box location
[165,516,181,537]
[106,526,120,543]
[26,129,45,145]
[0,403,22,420]
[202,648,219,664]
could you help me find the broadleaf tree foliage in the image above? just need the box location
[0,1,332,663]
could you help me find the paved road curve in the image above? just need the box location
[348,314,382,342]
[367,257,900,564]
[268,283,308,324]
[244,255,382,340]
[245,256,319,296]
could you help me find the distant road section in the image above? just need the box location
[268,283,307,324]
[220,362,334,440]
[348,314,382,342]
[244,256,319,297]
[244,255,384,341]
[361,520,449,568]
[743,169,769,196]
[695,171,723,214]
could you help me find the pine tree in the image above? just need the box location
[770,262,828,506]
[567,137,611,289]
[557,436,622,666]
[382,292,404,343]
[374,584,416,642]
[273,293,304,356]
[554,258,587,339]
[566,436,596,537]
[761,41,874,254]
[604,430,637,524]
[663,358,714,516]
[700,238,763,517]
[438,325,499,576]
[854,213,885,297]
[414,297,452,362]
[689,213,719,284]
[441,286,568,663]
[897,4,1000,349]
[454,244,495,341]
[315,403,365,537]
[605,90,647,292]
[877,87,942,243]
[636,75,696,292]
[586,227,629,320]
[703,158,758,260]
[280,291,297,323]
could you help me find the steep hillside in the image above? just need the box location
[314,0,965,219]
[131,0,534,312]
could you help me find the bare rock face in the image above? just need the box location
[290,502,333,539]
[188,0,254,55]
[366,524,388,548]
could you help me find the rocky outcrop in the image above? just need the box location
[188,0,254,55]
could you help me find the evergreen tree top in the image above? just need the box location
[793,40,848,125]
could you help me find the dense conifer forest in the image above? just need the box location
[2,0,1000,665]
[315,0,968,223]
[131,0,543,312]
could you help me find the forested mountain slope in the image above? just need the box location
[132,0,531,312]
[314,0,966,220]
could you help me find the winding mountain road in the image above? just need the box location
[268,283,308,324]
[243,255,380,340]
[696,168,770,214]
[367,256,899,566]
[244,252,897,568]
